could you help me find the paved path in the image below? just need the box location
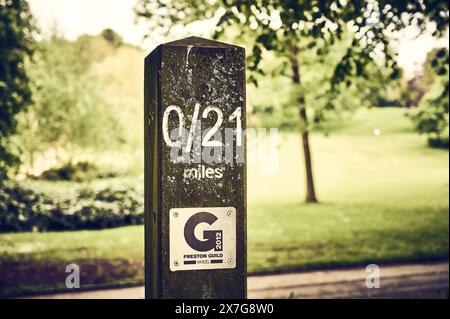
[25,261,448,299]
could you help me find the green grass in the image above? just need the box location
[0,107,448,296]
[0,226,143,296]
[248,107,448,271]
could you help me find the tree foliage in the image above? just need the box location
[101,28,124,47]
[423,47,450,86]
[412,47,449,147]
[0,0,35,180]
[135,0,449,202]
[135,0,448,89]
[246,30,402,130]
[16,35,124,172]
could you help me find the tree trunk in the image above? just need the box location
[290,51,318,203]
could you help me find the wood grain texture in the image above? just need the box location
[145,37,247,299]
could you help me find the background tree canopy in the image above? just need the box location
[15,34,125,173]
[0,0,35,180]
[412,47,449,147]
[135,0,449,202]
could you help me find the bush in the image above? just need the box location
[0,184,143,232]
[428,137,449,148]
[412,98,449,149]
[38,161,118,181]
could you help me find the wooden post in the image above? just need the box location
[144,36,246,299]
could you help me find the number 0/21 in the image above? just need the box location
[162,103,242,151]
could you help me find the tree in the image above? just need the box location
[16,34,123,172]
[135,0,449,203]
[402,74,427,107]
[101,28,123,47]
[423,47,449,87]
[0,0,35,180]
[247,30,398,129]
[400,48,449,108]
[412,47,449,147]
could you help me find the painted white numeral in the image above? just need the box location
[202,106,223,147]
[229,107,242,147]
[162,105,184,147]
[162,105,242,149]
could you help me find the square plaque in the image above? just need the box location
[169,207,237,271]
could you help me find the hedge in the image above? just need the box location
[0,184,143,232]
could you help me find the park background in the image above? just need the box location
[0,0,448,297]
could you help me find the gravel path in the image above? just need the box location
[24,261,448,299]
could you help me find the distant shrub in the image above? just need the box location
[0,184,55,232]
[412,92,449,149]
[38,161,118,182]
[428,137,449,148]
[0,184,143,232]
[101,28,123,47]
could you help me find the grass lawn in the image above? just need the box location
[0,107,448,296]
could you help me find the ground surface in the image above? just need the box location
[23,261,448,299]
[1,108,448,297]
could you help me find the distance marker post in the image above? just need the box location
[144,36,247,299]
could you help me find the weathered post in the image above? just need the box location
[144,36,246,299]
